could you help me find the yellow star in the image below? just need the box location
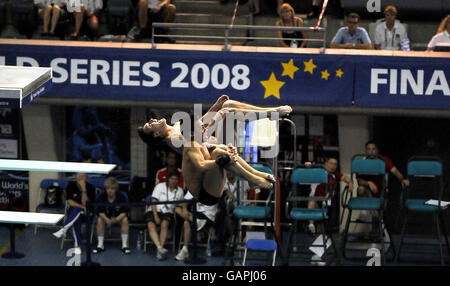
[303,59,317,75]
[336,69,344,78]
[321,70,330,80]
[281,59,299,80]
[260,72,285,99]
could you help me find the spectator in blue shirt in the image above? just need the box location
[330,13,372,49]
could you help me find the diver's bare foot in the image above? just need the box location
[276,105,292,117]
[263,173,275,183]
[218,94,229,104]
[253,170,275,183]
[211,95,229,111]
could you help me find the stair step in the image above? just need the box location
[174,0,222,4]
[169,27,248,37]
[158,33,246,43]
[173,0,250,15]
[175,39,247,46]
[175,13,250,25]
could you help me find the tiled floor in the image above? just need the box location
[0,225,448,266]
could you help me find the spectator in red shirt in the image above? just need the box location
[155,150,184,189]
[356,141,409,224]
[307,157,353,234]
[357,141,409,198]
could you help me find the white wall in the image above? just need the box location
[22,104,60,211]
[130,107,147,178]
[22,104,147,211]
[338,115,370,232]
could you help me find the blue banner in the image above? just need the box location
[354,56,450,109]
[0,171,29,211]
[1,43,449,109]
[0,108,21,159]
[0,44,354,106]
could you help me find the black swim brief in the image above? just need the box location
[198,186,220,206]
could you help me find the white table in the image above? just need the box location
[0,211,64,259]
[0,159,116,174]
[0,65,52,109]
[0,159,116,259]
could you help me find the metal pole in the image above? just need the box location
[223,29,230,51]
[151,25,156,49]
[184,199,206,264]
[321,18,327,53]
[81,202,100,266]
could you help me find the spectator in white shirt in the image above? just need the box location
[175,191,218,261]
[427,14,450,51]
[145,171,184,260]
[34,0,65,36]
[374,6,408,50]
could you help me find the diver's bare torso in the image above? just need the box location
[182,141,225,200]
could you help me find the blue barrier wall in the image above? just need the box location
[1,42,449,109]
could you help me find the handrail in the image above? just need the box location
[151,22,327,51]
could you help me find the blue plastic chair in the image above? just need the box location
[340,154,395,265]
[242,239,278,266]
[224,164,276,266]
[395,156,450,265]
[285,164,341,265]
[233,165,274,228]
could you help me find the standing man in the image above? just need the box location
[330,13,372,49]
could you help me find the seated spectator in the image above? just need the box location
[52,172,96,254]
[92,177,131,254]
[78,0,103,39]
[68,0,102,39]
[213,170,252,256]
[307,157,352,234]
[155,150,184,189]
[330,12,372,49]
[146,171,184,260]
[34,0,65,36]
[175,191,218,261]
[427,14,450,51]
[134,0,176,42]
[356,141,409,235]
[374,5,408,50]
[275,3,308,48]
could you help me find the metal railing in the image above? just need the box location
[151,22,327,51]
